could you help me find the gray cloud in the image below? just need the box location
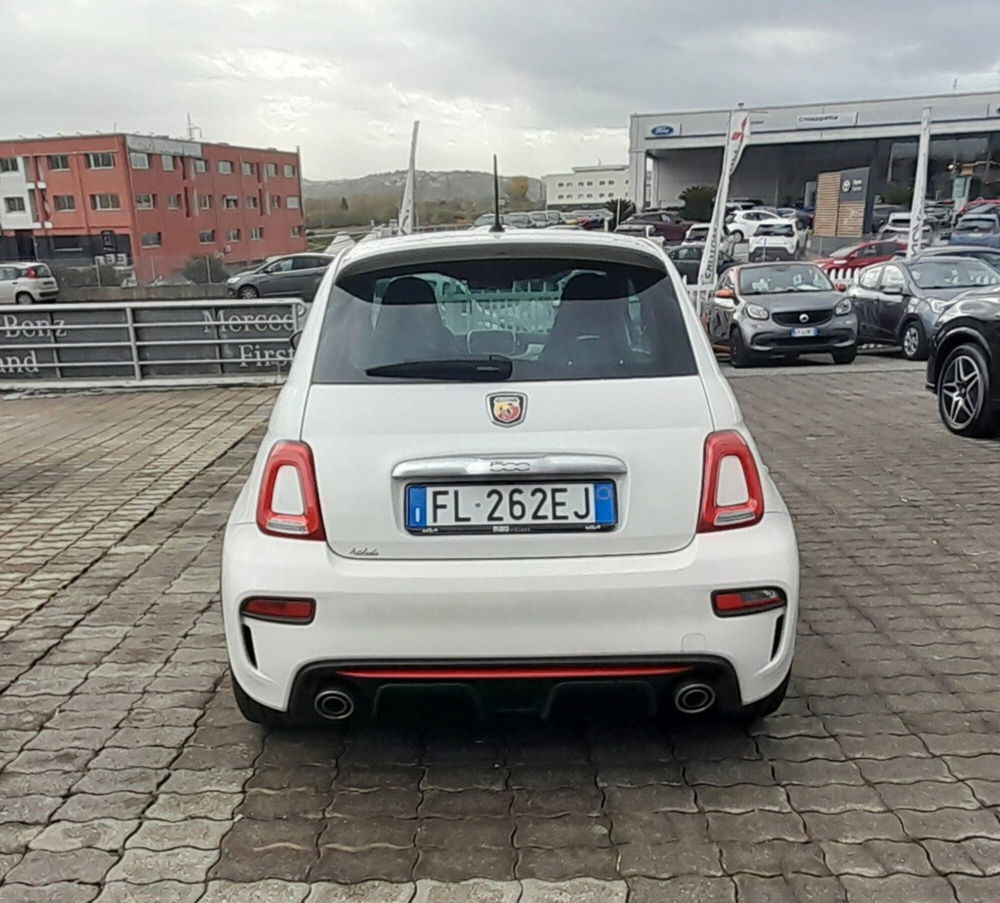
[6,0,1000,178]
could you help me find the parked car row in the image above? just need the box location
[0,261,60,304]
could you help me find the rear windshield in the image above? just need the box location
[756,223,794,236]
[23,264,52,277]
[312,257,696,383]
[955,218,997,231]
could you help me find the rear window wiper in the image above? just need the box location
[365,355,513,380]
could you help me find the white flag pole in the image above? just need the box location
[398,120,420,235]
[697,110,748,287]
[906,107,932,258]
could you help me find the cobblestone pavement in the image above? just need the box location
[2,358,1000,902]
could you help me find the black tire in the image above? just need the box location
[900,319,928,361]
[237,285,260,299]
[937,343,1000,438]
[832,346,858,365]
[729,328,758,368]
[14,292,34,305]
[231,674,310,728]
[730,229,745,243]
[737,672,790,722]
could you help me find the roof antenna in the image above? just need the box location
[490,154,504,232]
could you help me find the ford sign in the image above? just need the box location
[649,123,680,137]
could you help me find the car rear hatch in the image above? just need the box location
[299,240,715,561]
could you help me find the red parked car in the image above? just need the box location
[617,210,693,243]
[813,240,906,275]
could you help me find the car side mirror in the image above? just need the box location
[715,288,734,299]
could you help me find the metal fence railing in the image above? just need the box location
[0,298,308,389]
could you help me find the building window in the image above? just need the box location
[130,152,150,169]
[246,195,259,209]
[587,181,593,186]
[250,227,263,240]
[135,193,156,209]
[265,163,278,177]
[193,158,207,173]
[52,236,83,251]
[242,161,255,176]
[47,154,70,171]
[227,228,240,241]
[167,193,181,209]
[270,195,281,209]
[3,197,26,213]
[54,195,76,211]
[86,152,115,169]
[140,232,161,247]
[0,157,19,173]
[223,195,239,209]
[198,229,215,243]
[199,194,212,210]
[218,160,234,174]
[290,225,302,237]
[90,193,121,210]
[161,155,175,171]
[598,180,605,186]
[286,195,300,209]
[577,181,583,186]
[283,164,296,177]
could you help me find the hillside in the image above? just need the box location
[302,169,543,203]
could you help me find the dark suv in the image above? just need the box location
[226,254,334,301]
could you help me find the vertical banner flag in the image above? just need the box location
[697,110,751,287]
[907,107,932,258]
[398,120,420,235]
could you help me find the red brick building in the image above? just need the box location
[0,133,306,283]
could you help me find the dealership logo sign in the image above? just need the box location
[649,123,681,137]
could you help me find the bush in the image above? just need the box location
[679,185,716,222]
[881,184,913,206]
[181,254,227,284]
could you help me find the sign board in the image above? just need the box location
[0,301,306,382]
[795,112,860,129]
[100,230,116,253]
[647,122,682,138]
[814,166,872,238]
[838,167,870,203]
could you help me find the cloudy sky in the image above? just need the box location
[7,0,1000,180]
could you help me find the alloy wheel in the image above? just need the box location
[902,325,920,359]
[940,353,984,430]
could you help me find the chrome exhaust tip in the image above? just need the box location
[673,681,716,715]
[314,687,355,721]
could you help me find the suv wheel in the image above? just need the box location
[832,346,857,365]
[901,320,927,361]
[730,229,745,243]
[937,343,999,438]
[238,285,260,299]
[14,292,34,305]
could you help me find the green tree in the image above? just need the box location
[504,176,532,209]
[678,185,717,222]
[603,198,635,230]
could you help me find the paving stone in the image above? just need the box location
[94,881,205,903]
[199,881,311,903]
[143,791,241,821]
[28,818,137,851]
[617,841,723,878]
[801,812,907,843]
[732,874,848,903]
[720,841,830,877]
[4,847,116,884]
[0,796,63,824]
[416,817,514,848]
[105,846,219,884]
[0,884,100,903]
[922,839,1000,877]
[603,784,698,813]
[840,874,958,903]
[512,787,603,816]
[53,792,151,821]
[310,846,418,882]
[786,785,887,813]
[306,883,416,903]
[949,876,1000,903]
[0,823,43,853]
[514,816,611,848]
[520,877,628,902]
[126,817,234,851]
[898,809,1000,841]
[696,784,790,813]
[414,846,517,881]
[516,845,619,880]
[707,811,807,842]
[875,781,981,811]
[821,841,935,877]
[626,876,736,903]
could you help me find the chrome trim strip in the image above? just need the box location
[392,454,627,479]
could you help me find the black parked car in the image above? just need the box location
[226,253,334,301]
[927,289,1000,437]
[847,257,1000,361]
[664,242,735,282]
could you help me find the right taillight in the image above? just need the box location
[697,430,764,532]
[255,441,325,540]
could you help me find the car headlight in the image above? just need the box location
[834,297,852,315]
[745,303,769,320]
[929,298,952,314]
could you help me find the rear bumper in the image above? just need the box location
[221,512,799,712]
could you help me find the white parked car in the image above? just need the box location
[879,212,932,242]
[683,223,711,243]
[0,261,59,304]
[725,210,787,242]
[221,230,799,727]
[748,221,806,261]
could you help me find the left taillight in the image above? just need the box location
[255,440,325,540]
[241,597,315,623]
[697,430,764,533]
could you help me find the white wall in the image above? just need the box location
[0,156,37,230]
[543,166,629,206]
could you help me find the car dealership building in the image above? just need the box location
[628,91,1000,213]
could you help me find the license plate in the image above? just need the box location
[790,327,819,338]
[405,481,617,534]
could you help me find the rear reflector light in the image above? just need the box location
[697,430,764,532]
[256,441,325,540]
[241,597,316,623]
[712,588,786,617]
